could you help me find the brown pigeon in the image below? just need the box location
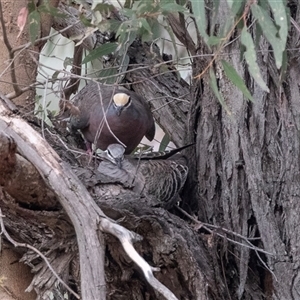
[69,82,155,154]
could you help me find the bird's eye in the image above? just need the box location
[124,96,131,107]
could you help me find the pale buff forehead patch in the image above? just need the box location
[113,93,130,106]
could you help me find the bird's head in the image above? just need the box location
[113,93,131,116]
[105,143,126,168]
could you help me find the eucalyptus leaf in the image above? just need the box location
[98,67,119,84]
[190,0,209,44]
[52,71,60,80]
[38,3,65,18]
[279,50,287,84]
[28,10,40,44]
[140,18,152,33]
[208,36,222,46]
[209,68,231,114]
[267,0,288,49]
[160,3,186,13]
[241,28,269,92]
[226,0,245,15]
[82,43,118,64]
[210,0,220,35]
[251,4,284,69]
[221,60,254,102]
[80,14,93,27]
[93,3,115,14]
[159,134,170,152]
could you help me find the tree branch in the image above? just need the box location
[0,101,179,299]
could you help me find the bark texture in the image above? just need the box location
[185,1,300,299]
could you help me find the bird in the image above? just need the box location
[97,143,189,209]
[69,82,155,154]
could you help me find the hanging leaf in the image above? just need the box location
[82,43,118,64]
[226,0,245,15]
[279,50,288,84]
[221,60,254,102]
[118,54,130,80]
[140,18,152,34]
[136,1,159,16]
[52,70,60,80]
[254,22,263,48]
[190,0,209,44]
[251,4,285,69]
[80,14,93,27]
[38,3,65,18]
[98,67,119,84]
[267,0,288,52]
[93,3,115,15]
[209,68,231,115]
[159,133,170,152]
[208,35,222,46]
[28,10,40,44]
[241,28,269,92]
[160,3,186,14]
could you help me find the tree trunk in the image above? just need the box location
[187,1,300,299]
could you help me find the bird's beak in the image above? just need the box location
[115,158,123,169]
[116,106,124,116]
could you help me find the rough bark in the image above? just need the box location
[186,1,300,299]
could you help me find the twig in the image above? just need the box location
[176,206,279,281]
[96,83,126,148]
[0,92,18,112]
[291,17,300,35]
[176,206,273,256]
[0,208,80,299]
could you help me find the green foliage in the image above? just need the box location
[27,0,66,44]
[97,67,119,84]
[251,3,287,69]
[241,28,269,92]
[159,134,171,152]
[227,0,245,15]
[62,0,290,109]
[209,68,230,114]
[82,43,118,64]
[28,10,40,44]
[190,0,289,105]
[190,0,208,44]
[84,0,189,73]
[37,1,65,18]
[221,60,254,102]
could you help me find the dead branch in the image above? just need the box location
[100,218,178,300]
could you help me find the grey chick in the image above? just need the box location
[98,143,189,209]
